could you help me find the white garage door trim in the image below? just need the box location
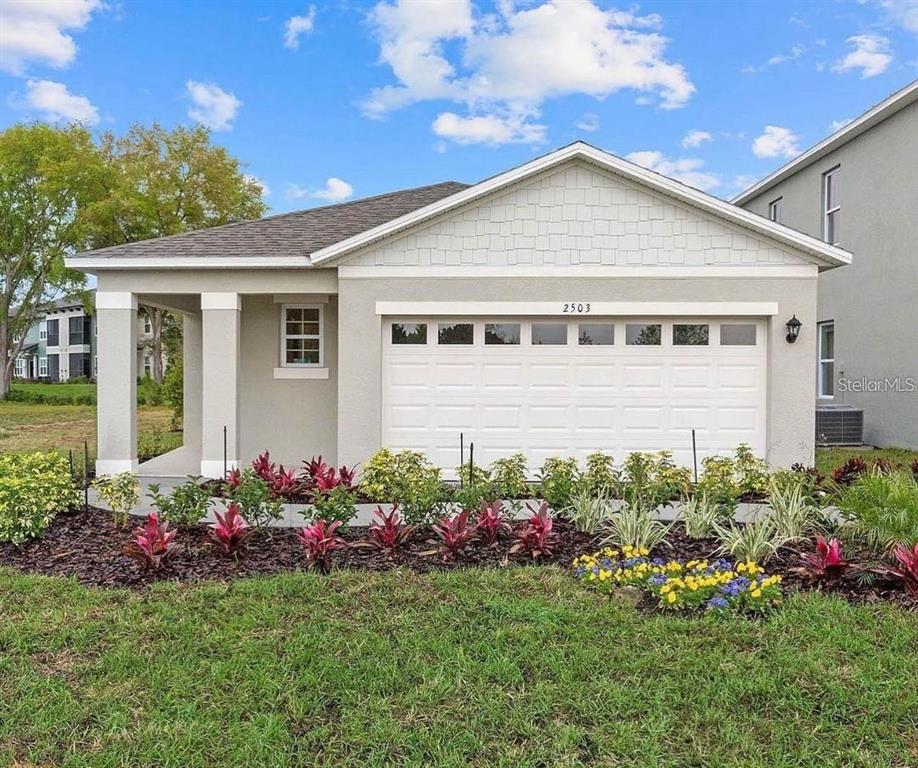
[376,300,779,316]
[382,316,768,476]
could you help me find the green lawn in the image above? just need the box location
[10,381,98,402]
[0,567,915,767]
[815,446,918,476]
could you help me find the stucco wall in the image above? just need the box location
[741,102,918,447]
[338,275,818,469]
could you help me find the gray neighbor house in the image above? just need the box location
[735,80,918,450]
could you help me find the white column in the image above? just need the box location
[200,293,241,477]
[182,312,203,454]
[95,292,138,474]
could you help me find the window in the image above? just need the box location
[818,321,834,398]
[69,352,92,380]
[47,354,59,382]
[768,197,783,224]
[531,322,567,345]
[484,323,520,345]
[578,323,615,346]
[14,358,25,378]
[673,324,709,345]
[39,322,47,341]
[143,317,152,334]
[69,315,91,345]
[46,318,59,347]
[281,305,323,365]
[39,357,48,377]
[438,323,473,345]
[625,323,661,345]
[392,323,427,344]
[823,166,841,245]
[720,324,756,345]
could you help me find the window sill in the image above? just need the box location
[273,367,329,380]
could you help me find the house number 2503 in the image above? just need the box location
[562,303,591,313]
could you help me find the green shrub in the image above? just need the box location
[455,461,490,488]
[137,431,183,461]
[149,476,213,526]
[227,470,282,528]
[696,456,741,507]
[310,485,357,529]
[538,457,581,511]
[0,452,79,544]
[400,473,448,526]
[734,443,770,498]
[360,449,442,504]
[488,453,529,498]
[583,452,618,497]
[136,375,164,406]
[621,451,690,512]
[92,472,140,527]
[836,470,918,552]
[162,359,184,430]
[452,481,496,513]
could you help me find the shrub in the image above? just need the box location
[601,503,671,552]
[912,458,918,483]
[621,451,690,512]
[714,517,787,564]
[510,502,556,559]
[456,461,490,488]
[310,484,357,529]
[297,519,345,573]
[679,494,724,540]
[836,470,918,552]
[452,480,496,513]
[772,465,823,500]
[583,452,618,497]
[0,452,79,545]
[209,502,253,555]
[360,449,442,505]
[880,542,918,596]
[572,550,783,613]
[225,469,283,528]
[802,536,848,578]
[137,431,183,462]
[696,455,740,507]
[832,457,867,486]
[488,453,529,499]
[124,512,177,571]
[368,505,415,552]
[538,457,580,510]
[734,443,769,498]
[136,375,164,406]
[400,473,448,526]
[432,510,477,560]
[92,472,140,527]
[767,477,822,542]
[251,451,299,498]
[563,483,614,534]
[475,500,510,546]
[148,476,213,526]
[162,358,184,428]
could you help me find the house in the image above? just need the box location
[735,80,918,449]
[13,292,164,383]
[66,142,851,478]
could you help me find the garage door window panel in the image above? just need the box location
[673,324,709,346]
[579,323,615,346]
[485,323,521,345]
[392,323,427,345]
[626,323,662,346]
[531,323,568,345]
[720,324,757,346]
[438,323,474,345]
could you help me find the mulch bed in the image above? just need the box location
[0,506,913,609]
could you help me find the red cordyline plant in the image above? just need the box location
[124,512,178,571]
[832,457,868,486]
[882,542,918,596]
[303,456,358,493]
[225,467,242,491]
[298,519,346,573]
[476,500,510,547]
[209,502,253,555]
[252,451,299,497]
[510,502,556,559]
[432,510,477,560]
[368,505,415,552]
[802,535,848,577]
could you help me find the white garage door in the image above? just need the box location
[382,317,767,474]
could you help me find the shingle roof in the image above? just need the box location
[74,182,468,261]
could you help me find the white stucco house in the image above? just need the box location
[66,143,852,479]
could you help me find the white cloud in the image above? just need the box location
[870,0,918,34]
[283,7,316,49]
[752,125,801,159]
[731,174,759,193]
[625,150,720,192]
[288,177,354,202]
[0,0,102,75]
[244,174,270,198]
[832,34,892,78]
[575,112,600,132]
[185,80,242,131]
[681,129,712,148]
[830,117,854,132]
[742,43,805,73]
[16,79,99,124]
[363,0,694,145]
[432,111,546,145]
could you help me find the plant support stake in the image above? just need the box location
[692,429,698,484]
[83,440,89,512]
[459,433,464,487]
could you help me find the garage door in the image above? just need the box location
[382,317,767,474]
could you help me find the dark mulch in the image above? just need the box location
[0,506,913,609]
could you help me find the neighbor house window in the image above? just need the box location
[625,323,662,345]
[823,166,841,245]
[768,197,783,224]
[485,323,520,345]
[391,322,427,344]
[281,305,323,365]
[531,323,567,345]
[578,323,615,345]
[673,324,709,345]
[15,358,25,378]
[46,319,59,347]
[69,315,91,345]
[720,324,757,346]
[39,357,48,377]
[438,323,473,345]
[818,321,834,398]
[39,322,47,341]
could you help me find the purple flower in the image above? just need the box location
[707,596,729,610]
[648,574,667,586]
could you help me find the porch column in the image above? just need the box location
[182,312,203,454]
[95,292,138,474]
[200,293,240,477]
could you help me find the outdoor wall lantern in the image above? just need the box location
[785,314,802,344]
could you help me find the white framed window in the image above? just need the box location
[818,321,834,398]
[768,197,783,224]
[38,357,48,377]
[280,304,323,366]
[143,317,152,334]
[15,358,25,377]
[823,166,841,245]
[39,322,47,340]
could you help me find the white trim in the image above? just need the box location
[66,256,312,270]
[768,197,783,224]
[96,459,139,475]
[822,166,841,246]
[340,265,818,279]
[95,292,137,311]
[311,142,851,269]
[734,80,918,205]
[273,293,329,304]
[817,320,835,399]
[273,367,329,380]
[279,303,324,368]
[201,292,241,311]
[201,459,237,478]
[376,301,779,317]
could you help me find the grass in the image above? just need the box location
[816,446,918,476]
[10,381,98,402]
[0,567,915,767]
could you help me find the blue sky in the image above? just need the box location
[1,0,916,212]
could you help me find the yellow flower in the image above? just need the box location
[750,589,762,598]
[666,592,677,604]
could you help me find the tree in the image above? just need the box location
[87,123,266,382]
[0,124,106,399]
